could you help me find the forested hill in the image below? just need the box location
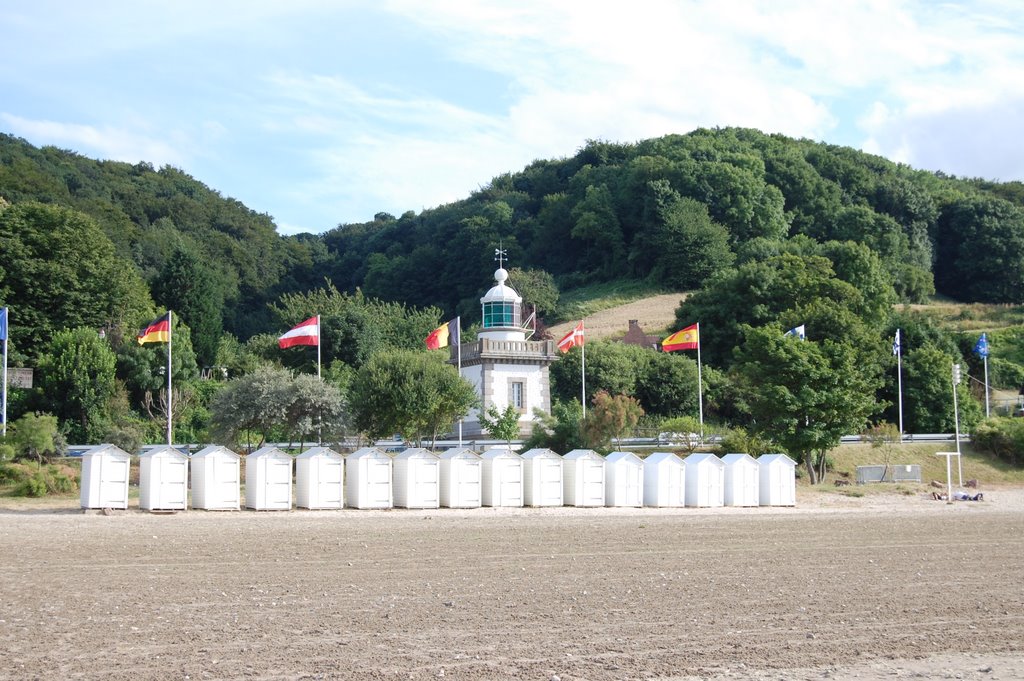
[321,129,1024,318]
[3,127,1024,349]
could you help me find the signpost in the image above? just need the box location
[935,451,958,504]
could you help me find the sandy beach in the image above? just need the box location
[1,487,1022,680]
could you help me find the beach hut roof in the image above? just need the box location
[759,453,797,467]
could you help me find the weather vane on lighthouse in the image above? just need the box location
[494,243,507,269]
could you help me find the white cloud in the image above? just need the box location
[0,113,187,167]
[862,98,1024,180]
[5,0,1024,232]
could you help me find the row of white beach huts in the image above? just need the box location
[79,444,797,511]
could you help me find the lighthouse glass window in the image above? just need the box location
[483,301,518,327]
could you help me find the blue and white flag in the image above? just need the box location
[785,324,806,341]
[0,307,7,341]
[892,329,901,356]
[975,332,989,359]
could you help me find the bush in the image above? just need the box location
[716,427,775,457]
[990,358,1024,391]
[16,471,49,497]
[972,417,1024,466]
[0,462,79,497]
[0,462,34,485]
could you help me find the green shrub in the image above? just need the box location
[1,462,79,497]
[0,462,34,485]
[972,417,1024,466]
[16,472,49,497]
[990,358,1024,390]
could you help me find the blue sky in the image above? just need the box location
[2,1,1023,235]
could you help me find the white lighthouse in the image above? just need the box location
[456,266,559,439]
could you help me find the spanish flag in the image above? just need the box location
[137,312,171,345]
[662,323,699,352]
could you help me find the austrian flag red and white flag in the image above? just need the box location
[278,316,319,349]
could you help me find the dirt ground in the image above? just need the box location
[547,293,686,341]
[2,488,1023,681]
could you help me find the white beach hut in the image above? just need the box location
[439,447,482,508]
[562,449,605,507]
[722,453,760,507]
[521,448,564,507]
[295,446,344,509]
[758,453,797,506]
[393,448,440,509]
[245,446,293,510]
[642,451,685,508]
[346,447,393,509]
[605,451,644,507]
[190,445,241,510]
[684,452,725,507]
[138,445,188,511]
[79,444,131,510]
[480,447,523,507]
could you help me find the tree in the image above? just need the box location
[675,252,876,366]
[862,421,901,481]
[582,391,644,451]
[902,347,982,433]
[348,349,476,446]
[732,325,880,483]
[521,400,584,453]
[570,184,625,277]
[10,412,62,464]
[935,196,1024,303]
[283,373,348,446]
[507,267,559,316]
[635,351,700,418]
[478,404,521,448]
[208,365,347,449]
[271,284,443,371]
[152,247,224,367]
[35,327,120,443]
[209,365,293,449]
[630,188,737,288]
[550,341,646,405]
[115,317,200,434]
[0,202,151,360]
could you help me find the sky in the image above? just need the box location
[2,1,1023,236]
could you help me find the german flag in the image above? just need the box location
[137,312,171,345]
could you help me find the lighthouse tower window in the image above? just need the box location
[509,381,525,411]
[483,300,519,328]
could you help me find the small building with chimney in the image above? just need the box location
[621,319,661,350]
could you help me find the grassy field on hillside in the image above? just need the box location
[805,441,1024,496]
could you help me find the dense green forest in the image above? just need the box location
[3,127,1024,474]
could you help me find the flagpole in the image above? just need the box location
[316,314,322,380]
[896,329,904,443]
[1,307,8,438]
[581,319,586,419]
[166,310,173,446]
[978,352,987,417]
[696,322,704,441]
[457,316,463,447]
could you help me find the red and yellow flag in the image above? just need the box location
[423,319,460,350]
[662,323,699,352]
[137,312,171,345]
